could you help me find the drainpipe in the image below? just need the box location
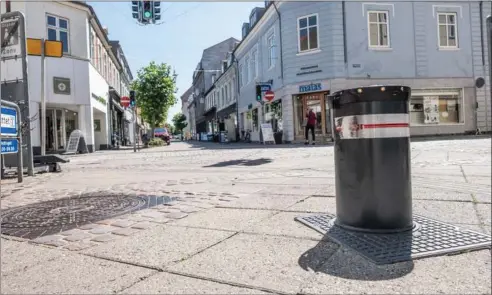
[479,1,489,132]
[233,54,241,141]
[342,1,348,65]
[272,2,284,80]
[487,15,492,129]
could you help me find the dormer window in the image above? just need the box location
[222,61,228,73]
[250,14,257,25]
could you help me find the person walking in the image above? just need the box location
[305,108,317,145]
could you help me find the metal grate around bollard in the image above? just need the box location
[330,85,413,233]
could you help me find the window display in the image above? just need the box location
[409,89,463,125]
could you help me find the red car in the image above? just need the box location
[154,128,171,145]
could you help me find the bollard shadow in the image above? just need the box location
[298,231,415,281]
[203,158,272,168]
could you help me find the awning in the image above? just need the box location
[112,99,124,113]
[217,103,236,119]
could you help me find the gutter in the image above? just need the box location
[273,2,284,80]
[342,1,348,64]
[479,1,489,132]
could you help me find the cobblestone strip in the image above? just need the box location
[27,192,243,251]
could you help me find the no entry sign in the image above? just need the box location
[121,96,130,108]
[264,90,275,102]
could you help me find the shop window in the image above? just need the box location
[409,89,463,125]
[243,111,253,131]
[252,108,259,132]
[264,100,283,132]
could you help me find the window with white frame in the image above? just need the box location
[367,11,390,48]
[46,14,70,53]
[221,87,225,107]
[225,85,229,103]
[298,14,318,52]
[437,12,458,48]
[239,65,243,88]
[409,89,463,125]
[97,43,102,71]
[368,11,390,48]
[245,57,251,84]
[89,32,94,61]
[251,49,258,79]
[102,53,107,79]
[267,32,275,68]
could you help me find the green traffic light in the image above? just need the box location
[144,11,152,18]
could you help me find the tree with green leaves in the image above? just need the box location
[131,62,178,136]
[172,112,188,135]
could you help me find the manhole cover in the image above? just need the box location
[1,193,176,239]
[295,214,492,265]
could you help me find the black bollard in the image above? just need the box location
[329,85,413,233]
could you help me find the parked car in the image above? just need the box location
[154,127,171,145]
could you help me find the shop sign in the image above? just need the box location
[299,83,322,93]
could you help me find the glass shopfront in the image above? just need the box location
[293,91,331,141]
[42,108,78,152]
[409,89,464,126]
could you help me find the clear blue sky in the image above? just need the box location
[89,1,263,124]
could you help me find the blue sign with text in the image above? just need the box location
[1,106,18,136]
[299,83,322,93]
[260,84,271,92]
[1,138,18,154]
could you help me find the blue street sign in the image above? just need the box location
[1,106,18,136]
[1,138,18,154]
[260,85,271,92]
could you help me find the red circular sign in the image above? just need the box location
[264,90,275,102]
[121,96,130,107]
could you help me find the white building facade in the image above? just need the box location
[1,1,133,153]
[213,52,238,141]
[235,1,491,143]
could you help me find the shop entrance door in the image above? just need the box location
[302,93,326,140]
[43,109,67,152]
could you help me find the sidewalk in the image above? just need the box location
[1,139,491,294]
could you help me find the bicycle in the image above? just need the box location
[244,129,252,143]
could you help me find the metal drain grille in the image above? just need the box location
[295,214,492,265]
[1,193,176,240]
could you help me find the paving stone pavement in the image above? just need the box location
[1,138,491,294]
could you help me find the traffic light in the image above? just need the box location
[129,90,136,107]
[255,85,262,102]
[131,1,139,19]
[142,1,153,21]
[154,1,161,21]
